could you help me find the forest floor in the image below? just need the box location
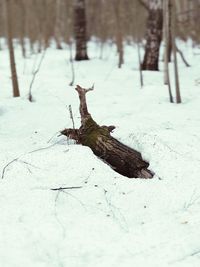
[0,40,200,267]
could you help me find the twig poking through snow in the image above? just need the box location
[69,105,75,130]
[47,132,61,143]
[1,158,18,179]
[1,158,40,179]
[176,45,191,67]
[103,189,129,232]
[1,142,59,179]
[28,142,59,154]
[28,49,46,102]
[51,186,82,191]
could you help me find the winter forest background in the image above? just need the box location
[1,0,200,267]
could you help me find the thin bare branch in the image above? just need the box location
[176,46,191,67]
[69,105,75,129]
[1,158,18,179]
[28,49,46,102]
[51,186,82,191]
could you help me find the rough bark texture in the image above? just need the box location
[141,0,163,71]
[74,0,89,61]
[61,85,153,179]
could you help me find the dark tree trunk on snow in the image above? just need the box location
[61,85,153,179]
[5,0,20,97]
[163,0,173,102]
[171,0,181,104]
[113,0,124,68]
[167,0,172,62]
[142,0,163,71]
[74,0,89,61]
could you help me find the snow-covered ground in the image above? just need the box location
[0,40,200,267]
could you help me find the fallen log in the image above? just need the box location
[61,85,153,179]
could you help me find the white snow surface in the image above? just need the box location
[0,40,200,267]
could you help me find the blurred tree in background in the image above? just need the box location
[0,0,199,55]
[0,0,199,96]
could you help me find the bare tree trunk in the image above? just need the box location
[137,42,144,88]
[163,0,173,102]
[163,0,168,84]
[167,0,172,62]
[171,0,182,103]
[17,0,26,58]
[99,41,104,59]
[54,0,62,49]
[113,0,124,68]
[5,0,20,97]
[69,42,75,86]
[142,0,163,71]
[19,36,26,58]
[74,0,89,61]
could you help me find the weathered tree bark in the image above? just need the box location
[61,85,153,179]
[141,0,163,71]
[74,0,89,61]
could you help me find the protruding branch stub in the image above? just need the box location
[75,84,94,124]
[61,128,79,142]
[102,125,116,133]
[75,84,94,94]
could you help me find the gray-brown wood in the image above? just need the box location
[61,85,153,179]
[171,0,182,103]
[163,0,173,103]
[5,0,20,97]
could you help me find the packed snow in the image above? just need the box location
[0,40,200,267]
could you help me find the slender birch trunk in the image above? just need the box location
[5,0,20,97]
[163,0,173,102]
[113,0,124,68]
[171,0,181,103]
